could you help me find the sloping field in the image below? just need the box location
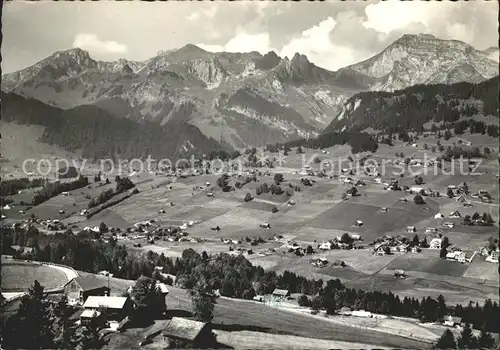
[316,249,398,275]
[386,254,469,277]
[212,330,389,350]
[0,122,81,179]
[288,227,345,243]
[463,256,499,282]
[310,201,438,242]
[139,279,432,349]
[81,209,131,230]
[1,262,69,291]
[240,200,277,212]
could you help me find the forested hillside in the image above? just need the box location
[1,92,229,161]
[325,77,499,135]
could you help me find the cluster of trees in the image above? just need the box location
[1,227,150,280]
[327,77,499,134]
[454,119,499,137]
[57,165,79,179]
[435,325,495,349]
[88,176,135,208]
[1,91,229,162]
[127,276,166,323]
[88,189,114,208]
[463,212,495,226]
[413,193,425,204]
[216,174,233,192]
[0,177,46,197]
[234,175,256,190]
[205,150,241,161]
[255,182,293,196]
[265,143,291,155]
[33,175,89,205]
[2,281,103,349]
[442,146,484,161]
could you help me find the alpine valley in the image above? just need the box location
[2,33,499,155]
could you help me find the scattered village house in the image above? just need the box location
[443,315,462,327]
[81,296,134,326]
[312,257,328,267]
[162,317,217,348]
[406,226,416,233]
[394,269,406,278]
[64,276,110,304]
[429,237,442,250]
[272,288,290,300]
[375,245,386,256]
[319,241,333,250]
[449,211,462,218]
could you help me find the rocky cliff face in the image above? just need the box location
[3,34,498,148]
[336,34,498,92]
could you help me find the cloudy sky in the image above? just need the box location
[2,1,498,73]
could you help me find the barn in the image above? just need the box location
[64,276,110,304]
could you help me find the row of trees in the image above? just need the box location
[0,177,46,197]
[454,119,499,137]
[88,176,135,208]
[32,175,89,205]
[283,131,379,154]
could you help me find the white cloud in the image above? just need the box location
[280,17,336,59]
[279,17,356,71]
[225,33,272,53]
[362,1,444,34]
[201,6,218,19]
[73,33,127,54]
[187,12,200,21]
[197,44,225,53]
[445,23,475,45]
[198,32,274,54]
[188,6,218,22]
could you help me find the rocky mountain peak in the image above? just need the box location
[290,53,312,72]
[255,51,281,70]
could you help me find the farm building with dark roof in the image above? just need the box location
[64,276,110,304]
[162,317,216,348]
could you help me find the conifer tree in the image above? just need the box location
[457,323,477,349]
[435,329,456,349]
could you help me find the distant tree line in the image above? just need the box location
[328,76,499,134]
[32,175,89,205]
[280,131,379,154]
[88,176,135,208]
[0,177,46,197]
[453,119,499,138]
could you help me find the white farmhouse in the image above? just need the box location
[429,238,442,250]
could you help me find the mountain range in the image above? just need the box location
[2,33,499,152]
